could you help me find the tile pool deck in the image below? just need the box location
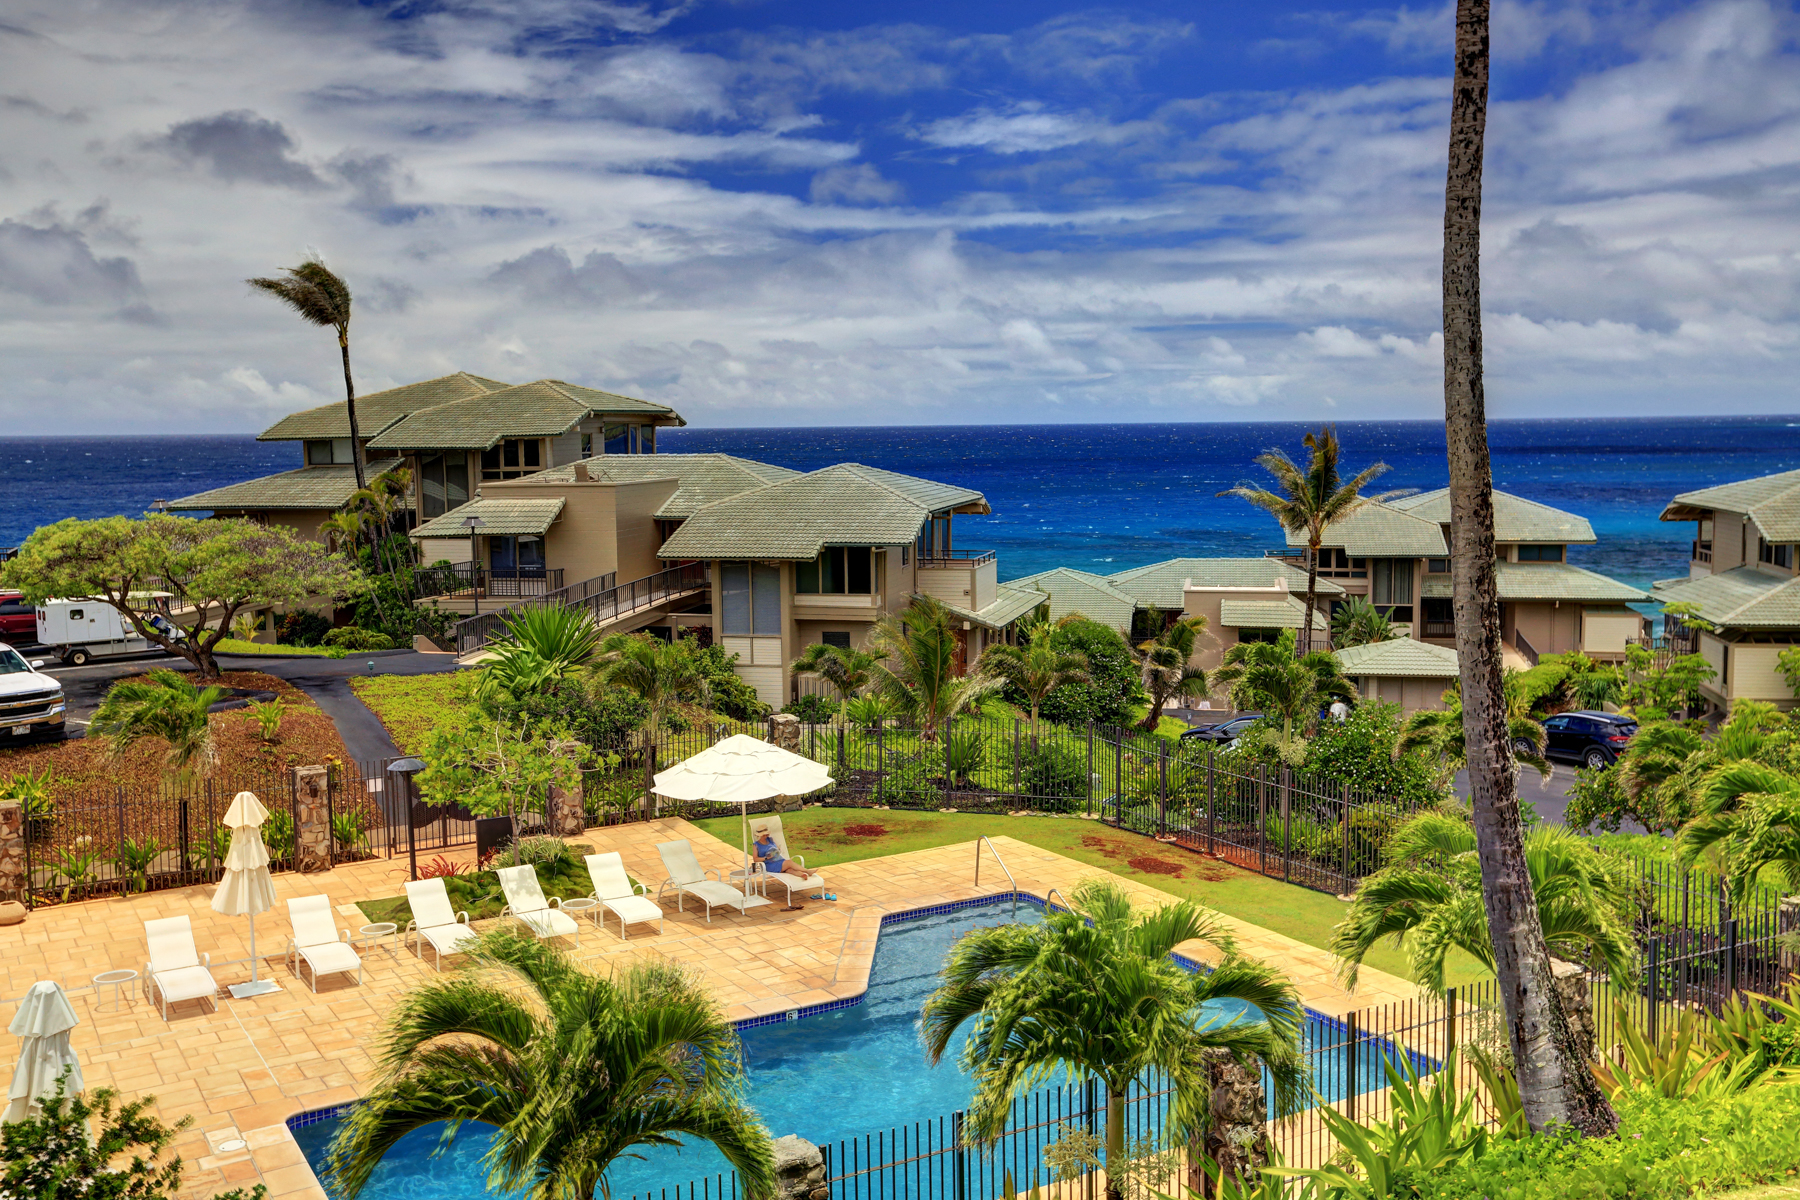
[0,818,1422,1199]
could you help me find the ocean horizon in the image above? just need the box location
[7,416,1800,590]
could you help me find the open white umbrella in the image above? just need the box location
[652,734,833,906]
[3,981,81,1125]
[211,791,280,999]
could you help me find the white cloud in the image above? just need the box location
[915,102,1104,154]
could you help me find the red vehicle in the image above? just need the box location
[0,593,36,644]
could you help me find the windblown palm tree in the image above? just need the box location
[1328,596,1398,650]
[1677,761,1800,904]
[789,641,882,728]
[591,632,710,819]
[921,879,1305,1200]
[1614,705,1778,834]
[978,618,1088,742]
[1211,629,1356,755]
[1333,811,1636,993]
[477,603,603,706]
[1128,610,1209,732]
[326,929,776,1200]
[1396,674,1548,787]
[88,669,224,786]
[248,256,366,490]
[866,595,1001,743]
[1218,428,1395,653]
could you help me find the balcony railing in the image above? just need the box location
[917,549,996,567]
[1421,621,1455,638]
[454,561,708,656]
[413,562,565,599]
[1693,540,1712,564]
[1260,550,1365,578]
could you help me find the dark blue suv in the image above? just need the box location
[1537,711,1638,770]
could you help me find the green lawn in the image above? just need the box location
[213,638,345,658]
[689,807,1491,989]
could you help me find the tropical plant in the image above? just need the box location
[1332,811,1636,993]
[867,595,1002,743]
[114,835,163,894]
[1212,629,1356,755]
[331,810,370,858]
[247,699,285,745]
[1032,618,1143,728]
[1128,612,1210,732]
[323,626,394,652]
[845,693,897,726]
[324,929,776,1200]
[1621,644,1716,718]
[790,641,882,728]
[417,714,591,861]
[1217,426,1395,654]
[418,855,466,879]
[978,620,1088,742]
[920,879,1306,1200]
[49,836,103,903]
[1396,674,1549,787]
[248,256,366,489]
[1701,982,1800,1076]
[3,767,57,842]
[263,808,296,860]
[943,725,988,786]
[781,694,836,724]
[476,603,602,706]
[1588,1005,1771,1102]
[1676,759,1800,903]
[90,669,225,785]
[230,612,261,643]
[1329,596,1399,650]
[590,632,710,819]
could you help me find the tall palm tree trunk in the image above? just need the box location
[1104,1087,1125,1200]
[1441,0,1614,1136]
[339,330,367,491]
[1303,536,1323,654]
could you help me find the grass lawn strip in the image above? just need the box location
[691,807,1491,989]
[212,638,345,658]
[349,671,473,753]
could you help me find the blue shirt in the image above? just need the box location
[754,838,781,864]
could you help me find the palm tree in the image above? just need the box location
[326,929,776,1200]
[1128,611,1209,732]
[1212,630,1357,754]
[1329,596,1398,650]
[1218,428,1395,654]
[1396,675,1549,787]
[1333,811,1636,992]
[789,641,883,728]
[1437,0,1612,1134]
[866,595,1001,743]
[477,603,603,706]
[591,632,710,819]
[1677,761,1800,904]
[1614,705,1777,834]
[921,879,1305,1200]
[978,619,1088,742]
[248,257,366,490]
[88,669,224,786]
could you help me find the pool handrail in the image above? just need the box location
[973,836,1018,918]
[1044,887,1070,914]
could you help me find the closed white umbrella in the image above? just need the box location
[3,981,81,1125]
[211,791,280,999]
[652,734,833,904]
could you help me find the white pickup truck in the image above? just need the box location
[35,597,182,666]
[0,643,65,741]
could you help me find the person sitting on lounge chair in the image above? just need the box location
[753,824,813,881]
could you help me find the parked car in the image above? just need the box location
[0,643,65,742]
[0,592,35,643]
[1181,712,1263,746]
[1534,710,1638,770]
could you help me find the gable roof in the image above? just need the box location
[1389,488,1596,544]
[1287,502,1448,557]
[1218,597,1328,631]
[938,584,1049,632]
[1005,567,1138,631]
[1652,566,1800,629]
[412,497,565,538]
[1334,637,1461,678]
[521,454,802,519]
[1661,468,1800,542]
[166,459,404,512]
[1420,562,1648,603]
[258,372,512,442]
[1107,557,1344,610]
[368,379,681,451]
[656,464,988,561]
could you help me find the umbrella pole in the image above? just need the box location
[742,806,750,897]
[229,912,280,999]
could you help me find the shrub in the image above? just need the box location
[783,694,837,724]
[944,726,988,786]
[846,694,898,726]
[418,855,465,878]
[504,835,573,867]
[323,626,395,651]
[278,609,334,647]
[1016,617,1141,729]
[1020,742,1087,812]
[483,677,648,753]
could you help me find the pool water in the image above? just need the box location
[291,897,1414,1199]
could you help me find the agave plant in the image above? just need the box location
[114,836,163,894]
[49,837,103,904]
[477,604,602,704]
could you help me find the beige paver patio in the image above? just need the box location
[0,818,1418,1199]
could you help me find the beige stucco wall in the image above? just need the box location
[479,474,677,587]
[917,563,978,609]
[1360,675,1456,713]
[1510,601,1583,656]
[257,509,331,542]
[1727,644,1800,708]
[1582,609,1645,656]
[417,537,472,564]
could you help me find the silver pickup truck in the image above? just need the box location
[0,643,66,742]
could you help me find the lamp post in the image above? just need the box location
[389,756,427,881]
[461,514,487,616]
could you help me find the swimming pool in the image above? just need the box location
[290,895,1422,1199]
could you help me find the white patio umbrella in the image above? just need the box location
[652,734,833,904]
[210,790,280,999]
[3,980,81,1126]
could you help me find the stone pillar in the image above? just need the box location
[772,1135,828,1200]
[293,766,331,872]
[548,780,586,838]
[768,712,801,752]
[0,801,24,904]
[1188,1048,1268,1198]
[1550,957,1595,1063]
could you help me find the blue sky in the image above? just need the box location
[0,0,1796,432]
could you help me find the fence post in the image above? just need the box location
[1345,1011,1359,1124]
[1013,718,1022,798]
[1085,1076,1099,1200]
[1647,936,1660,1042]
[1086,721,1095,817]
[116,785,126,896]
[952,1110,966,1200]
[1256,764,1267,877]
[876,723,885,806]
[326,766,337,869]
[1157,740,1168,839]
[1341,783,1352,895]
[1206,749,1216,855]
[1726,917,1738,999]
[1444,987,1458,1069]
[1114,730,1124,827]
[1281,767,1292,884]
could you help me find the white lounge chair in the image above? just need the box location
[404,878,480,971]
[753,814,826,907]
[656,839,759,922]
[584,852,664,941]
[497,864,581,945]
[143,916,219,1020]
[285,895,363,992]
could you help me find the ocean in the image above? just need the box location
[5,417,1800,590]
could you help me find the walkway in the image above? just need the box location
[0,823,1419,1200]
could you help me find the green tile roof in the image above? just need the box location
[1334,636,1461,678]
[1218,598,1328,631]
[412,498,565,538]
[1490,562,1648,603]
[166,459,404,511]
[1661,468,1800,542]
[1286,502,1448,557]
[369,379,680,451]
[1004,567,1138,631]
[1652,566,1800,629]
[1106,557,1344,610]
[657,464,988,561]
[1389,489,1597,544]
[258,372,512,441]
[939,584,1049,631]
[525,454,802,518]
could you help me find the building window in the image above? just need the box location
[917,516,951,559]
[418,453,469,520]
[489,535,545,576]
[1238,628,1282,645]
[1759,538,1793,569]
[1422,597,1454,636]
[603,424,630,455]
[581,433,593,458]
[1427,558,1450,574]
[822,631,852,649]
[641,425,656,454]
[1516,544,1564,562]
[796,547,873,595]
[1372,558,1413,607]
[720,563,782,636]
[481,438,542,480]
[305,438,352,465]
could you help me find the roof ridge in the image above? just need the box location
[810,463,931,510]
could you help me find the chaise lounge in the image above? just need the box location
[404,878,481,971]
[498,864,582,945]
[584,851,664,941]
[285,895,363,992]
[143,916,220,1020]
[656,839,764,921]
[752,815,825,908]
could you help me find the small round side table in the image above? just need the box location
[92,969,137,1013]
[559,897,601,926]
[357,922,399,956]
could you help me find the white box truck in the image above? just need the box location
[36,597,181,666]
